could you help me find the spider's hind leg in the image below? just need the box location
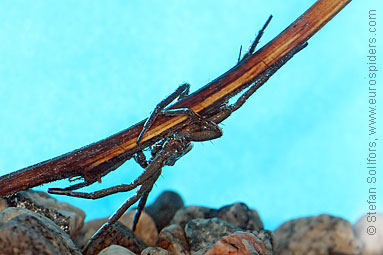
[238,15,273,63]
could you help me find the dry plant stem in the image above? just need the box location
[0,0,351,198]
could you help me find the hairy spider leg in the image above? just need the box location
[211,42,308,125]
[83,132,193,253]
[82,169,161,254]
[49,152,132,195]
[136,83,190,144]
[48,148,169,199]
[238,15,273,63]
[131,189,150,231]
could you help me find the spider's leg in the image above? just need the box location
[239,15,273,63]
[132,184,153,231]
[82,165,162,254]
[49,182,141,199]
[50,180,95,192]
[211,42,308,124]
[82,185,144,254]
[49,149,167,199]
[137,83,190,144]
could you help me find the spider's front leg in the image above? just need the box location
[137,83,190,144]
[133,81,222,171]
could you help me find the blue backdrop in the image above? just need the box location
[0,0,381,230]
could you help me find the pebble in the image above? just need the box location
[274,214,362,255]
[0,198,7,212]
[145,190,184,231]
[83,221,147,255]
[254,229,277,252]
[353,213,383,255]
[76,210,158,249]
[119,210,158,246]
[157,224,190,254]
[98,244,136,255]
[195,231,274,255]
[4,190,85,239]
[141,247,173,255]
[171,203,264,232]
[1,189,368,255]
[184,217,243,252]
[171,206,218,228]
[75,217,107,249]
[217,202,263,231]
[0,208,81,255]
[0,207,32,223]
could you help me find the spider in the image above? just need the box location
[47,15,308,253]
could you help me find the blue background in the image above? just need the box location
[0,0,381,230]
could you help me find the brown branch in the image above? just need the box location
[0,0,351,197]
[86,0,352,159]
